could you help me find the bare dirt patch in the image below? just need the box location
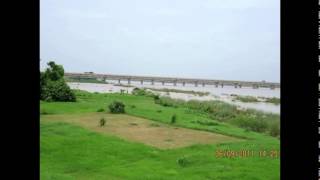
[41,113,241,149]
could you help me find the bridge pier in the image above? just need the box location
[173,81,177,86]
[215,83,219,88]
[140,80,143,85]
[128,79,131,85]
[239,84,242,88]
[162,81,165,85]
[195,82,198,87]
[118,79,121,84]
[151,80,154,85]
[202,83,205,87]
[234,83,238,88]
[182,82,185,86]
[221,83,224,88]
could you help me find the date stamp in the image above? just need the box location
[215,149,280,158]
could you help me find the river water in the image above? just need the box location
[68,81,280,114]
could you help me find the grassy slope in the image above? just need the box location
[40,91,279,179]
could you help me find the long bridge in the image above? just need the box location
[65,72,280,89]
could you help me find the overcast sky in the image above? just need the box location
[40,0,280,82]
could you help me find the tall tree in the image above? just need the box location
[40,61,76,102]
[45,61,64,81]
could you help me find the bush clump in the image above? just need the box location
[177,156,190,167]
[40,61,76,102]
[97,108,105,112]
[132,88,147,96]
[100,118,106,127]
[130,105,136,108]
[132,87,157,98]
[154,97,184,108]
[153,95,160,102]
[231,116,268,133]
[235,95,259,103]
[41,79,76,102]
[269,121,280,137]
[171,114,177,124]
[108,101,125,113]
[153,96,280,137]
[265,97,280,105]
[40,109,50,115]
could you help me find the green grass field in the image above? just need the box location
[40,90,280,179]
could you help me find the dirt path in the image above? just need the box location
[41,113,242,149]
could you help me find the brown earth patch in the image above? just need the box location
[41,113,241,149]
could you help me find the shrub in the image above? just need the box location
[154,97,183,108]
[269,122,280,137]
[97,108,105,112]
[132,88,147,96]
[177,156,190,167]
[40,61,76,102]
[40,109,49,115]
[153,96,279,137]
[100,118,106,127]
[235,95,259,103]
[132,87,156,97]
[157,110,162,113]
[252,119,268,132]
[153,95,160,101]
[130,105,136,108]
[41,79,76,102]
[232,116,268,133]
[108,101,125,113]
[171,114,177,124]
[265,97,280,105]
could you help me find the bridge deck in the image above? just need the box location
[65,72,280,88]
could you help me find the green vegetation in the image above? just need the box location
[131,87,156,97]
[108,101,125,113]
[40,61,76,102]
[96,108,104,112]
[147,87,210,96]
[130,105,136,108]
[40,108,50,115]
[40,90,280,179]
[99,117,106,127]
[269,121,280,137]
[120,89,127,94]
[234,95,280,105]
[177,156,190,167]
[234,95,259,103]
[154,96,183,108]
[265,97,280,105]
[171,114,177,124]
[154,96,279,137]
[193,120,219,126]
